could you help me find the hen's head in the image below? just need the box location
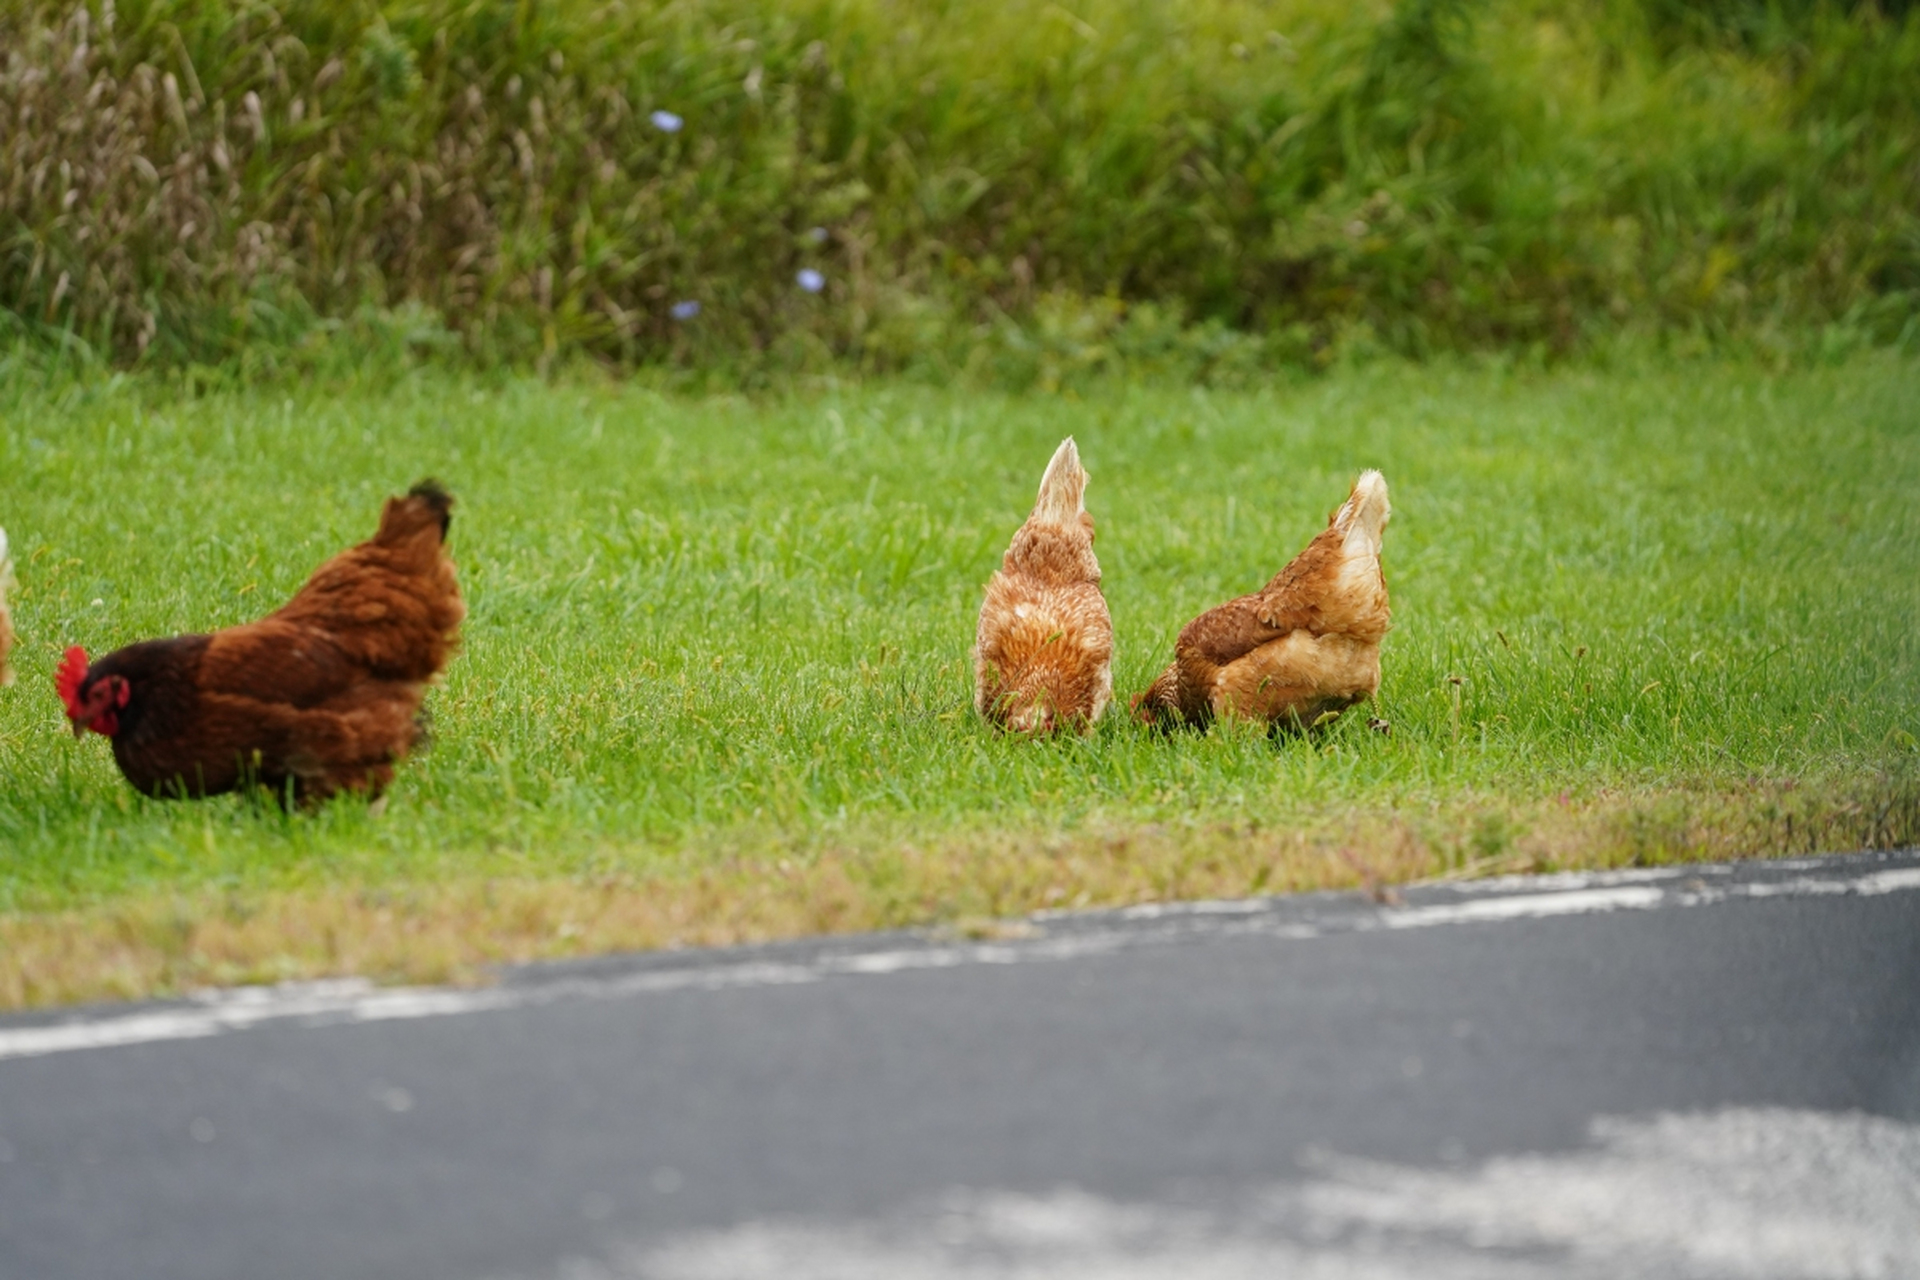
[57,646,128,738]
[1005,437,1100,585]
[1003,699,1058,736]
[1130,664,1183,730]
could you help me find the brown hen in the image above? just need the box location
[57,481,464,805]
[973,437,1114,734]
[1135,470,1391,731]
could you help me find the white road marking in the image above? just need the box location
[1851,866,1920,895]
[1,854,1914,1064]
[1381,884,1666,928]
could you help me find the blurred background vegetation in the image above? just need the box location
[2,0,1916,382]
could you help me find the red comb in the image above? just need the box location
[55,646,89,715]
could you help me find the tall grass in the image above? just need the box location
[3,0,1917,374]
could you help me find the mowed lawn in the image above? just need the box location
[1,356,1917,1005]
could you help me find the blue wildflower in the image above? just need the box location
[650,110,684,133]
[670,300,701,320]
[796,269,826,293]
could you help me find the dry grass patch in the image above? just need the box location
[6,772,1913,1011]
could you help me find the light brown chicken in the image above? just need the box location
[1135,470,1391,731]
[973,437,1114,734]
[57,481,464,805]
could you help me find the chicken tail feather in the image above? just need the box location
[377,479,455,544]
[1334,469,1390,557]
[1031,437,1087,526]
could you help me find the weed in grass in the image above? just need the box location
[0,354,1917,1005]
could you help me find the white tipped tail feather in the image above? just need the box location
[1031,437,1088,526]
[1336,470,1391,558]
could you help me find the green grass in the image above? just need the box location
[2,353,1918,1002]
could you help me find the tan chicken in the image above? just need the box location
[973,437,1114,734]
[1135,470,1391,731]
[0,526,14,688]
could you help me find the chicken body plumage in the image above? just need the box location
[974,438,1114,734]
[1137,470,1391,730]
[60,481,464,804]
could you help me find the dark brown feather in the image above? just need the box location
[72,484,463,805]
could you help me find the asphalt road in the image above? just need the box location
[2,851,1918,1279]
